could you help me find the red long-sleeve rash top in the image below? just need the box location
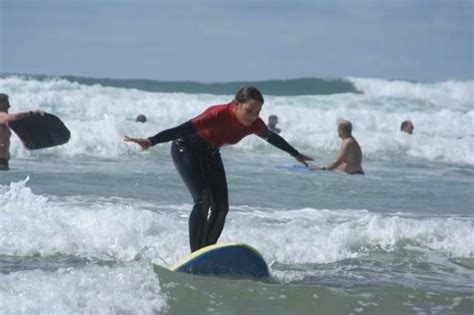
[191,102,266,147]
[147,101,299,157]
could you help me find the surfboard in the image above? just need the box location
[172,242,270,279]
[275,164,313,172]
[9,113,71,150]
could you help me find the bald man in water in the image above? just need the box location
[313,120,364,175]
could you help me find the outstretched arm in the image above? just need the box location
[259,129,314,166]
[124,120,196,150]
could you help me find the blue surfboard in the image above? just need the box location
[275,164,313,173]
[172,242,270,279]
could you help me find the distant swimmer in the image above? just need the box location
[312,120,364,175]
[400,120,414,134]
[0,93,43,171]
[125,86,313,252]
[267,114,281,133]
[136,114,147,123]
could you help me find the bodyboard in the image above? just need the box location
[172,242,270,279]
[275,164,313,173]
[9,113,70,150]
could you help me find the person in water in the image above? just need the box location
[400,120,414,134]
[136,114,147,123]
[267,114,281,133]
[125,86,313,252]
[312,120,364,175]
[0,93,43,171]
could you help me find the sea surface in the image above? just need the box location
[1,74,473,314]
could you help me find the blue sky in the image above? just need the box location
[1,0,472,82]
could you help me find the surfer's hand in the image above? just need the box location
[124,136,152,151]
[294,153,314,167]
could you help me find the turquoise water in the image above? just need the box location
[1,75,473,314]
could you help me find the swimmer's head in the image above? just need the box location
[337,120,352,138]
[400,120,414,134]
[136,114,147,123]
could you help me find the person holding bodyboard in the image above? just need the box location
[0,93,71,170]
[125,86,313,253]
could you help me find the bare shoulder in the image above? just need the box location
[0,112,10,124]
[342,137,354,147]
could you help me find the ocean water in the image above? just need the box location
[0,74,473,314]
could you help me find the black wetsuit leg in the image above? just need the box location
[0,158,9,171]
[202,150,229,247]
[171,136,229,252]
[171,138,210,252]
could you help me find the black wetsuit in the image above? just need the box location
[0,158,8,171]
[148,116,299,252]
[171,134,228,252]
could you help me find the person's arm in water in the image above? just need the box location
[314,140,349,171]
[258,128,314,166]
[124,120,196,150]
[0,110,43,123]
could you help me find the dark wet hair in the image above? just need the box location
[400,120,412,131]
[136,114,147,123]
[0,93,9,105]
[234,86,264,105]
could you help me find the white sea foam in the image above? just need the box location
[0,178,188,261]
[348,77,474,111]
[2,180,472,266]
[0,262,167,314]
[1,76,473,164]
[224,207,474,265]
